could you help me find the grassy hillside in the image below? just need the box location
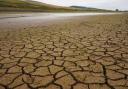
[70,6,112,12]
[0,0,111,12]
[0,0,76,12]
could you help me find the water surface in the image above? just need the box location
[0,12,120,30]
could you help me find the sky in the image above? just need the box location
[33,0,128,10]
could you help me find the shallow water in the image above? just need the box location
[0,12,120,30]
[0,12,119,19]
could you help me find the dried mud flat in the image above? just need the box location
[0,14,128,89]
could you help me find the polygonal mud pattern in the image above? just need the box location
[0,14,128,89]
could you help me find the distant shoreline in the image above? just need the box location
[0,12,123,31]
[0,12,121,19]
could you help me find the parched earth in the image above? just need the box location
[0,14,128,89]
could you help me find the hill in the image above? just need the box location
[0,0,76,12]
[70,6,112,12]
[0,0,111,12]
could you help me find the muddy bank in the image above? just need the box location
[0,12,121,30]
[0,13,128,89]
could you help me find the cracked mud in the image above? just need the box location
[0,14,128,89]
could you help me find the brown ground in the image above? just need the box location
[0,14,128,89]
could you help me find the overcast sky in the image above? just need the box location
[33,0,128,10]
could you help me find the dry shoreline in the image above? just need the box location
[0,12,122,30]
[0,13,128,89]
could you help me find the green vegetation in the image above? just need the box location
[70,6,112,12]
[0,0,112,12]
[0,0,76,12]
